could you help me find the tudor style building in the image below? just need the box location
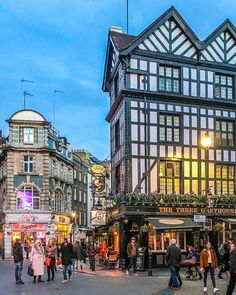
[0,109,74,257]
[103,7,236,266]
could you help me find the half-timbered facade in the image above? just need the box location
[103,7,236,266]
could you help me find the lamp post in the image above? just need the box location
[71,212,76,243]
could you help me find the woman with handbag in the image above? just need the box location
[29,240,45,283]
[184,246,202,280]
[200,241,219,293]
[46,239,57,281]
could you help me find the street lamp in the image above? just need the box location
[70,211,76,243]
[201,132,211,149]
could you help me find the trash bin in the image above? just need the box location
[136,247,147,271]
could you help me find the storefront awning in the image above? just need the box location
[220,218,236,224]
[148,217,201,232]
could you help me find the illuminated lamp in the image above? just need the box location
[201,133,211,149]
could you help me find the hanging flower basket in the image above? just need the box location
[213,223,223,232]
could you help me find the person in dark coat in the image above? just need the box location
[226,243,236,295]
[60,238,74,283]
[75,241,85,271]
[13,239,24,284]
[166,238,182,289]
[218,242,230,279]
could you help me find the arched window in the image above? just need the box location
[54,189,64,212]
[16,186,40,210]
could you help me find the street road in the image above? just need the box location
[0,260,228,295]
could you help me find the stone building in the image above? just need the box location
[0,109,74,257]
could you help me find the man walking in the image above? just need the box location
[226,242,236,295]
[166,238,182,289]
[126,237,138,276]
[13,239,24,284]
[60,238,74,283]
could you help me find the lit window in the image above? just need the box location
[215,165,236,194]
[159,161,181,194]
[17,186,39,210]
[23,128,34,144]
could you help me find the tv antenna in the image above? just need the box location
[21,78,34,109]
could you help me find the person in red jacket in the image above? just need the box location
[200,241,219,293]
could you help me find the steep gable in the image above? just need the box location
[201,20,236,64]
[138,18,198,59]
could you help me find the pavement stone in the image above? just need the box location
[0,260,230,295]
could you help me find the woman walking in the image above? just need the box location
[200,241,219,293]
[46,239,57,281]
[75,241,84,271]
[29,240,45,283]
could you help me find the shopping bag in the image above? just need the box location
[44,257,51,266]
[57,257,62,266]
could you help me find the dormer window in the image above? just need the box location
[23,128,34,144]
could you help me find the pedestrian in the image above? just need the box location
[87,242,95,270]
[185,245,202,280]
[166,238,182,289]
[23,240,29,259]
[71,243,77,273]
[60,238,74,283]
[218,242,230,279]
[13,238,24,284]
[126,237,139,277]
[200,241,219,293]
[29,240,45,283]
[75,240,84,271]
[45,239,57,281]
[226,242,236,295]
[81,240,87,263]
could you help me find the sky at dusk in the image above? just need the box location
[0,0,236,159]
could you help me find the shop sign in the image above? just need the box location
[91,165,106,174]
[91,210,106,226]
[6,213,51,224]
[157,207,236,215]
[93,176,105,192]
[12,224,46,231]
[194,215,206,223]
[53,214,70,225]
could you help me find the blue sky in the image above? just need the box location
[0,0,235,159]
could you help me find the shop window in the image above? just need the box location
[215,120,234,147]
[23,156,34,173]
[16,186,40,210]
[215,74,233,99]
[163,232,177,250]
[54,189,64,212]
[156,233,162,250]
[23,127,34,144]
[159,161,181,194]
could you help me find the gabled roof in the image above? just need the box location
[110,31,136,51]
[119,6,200,55]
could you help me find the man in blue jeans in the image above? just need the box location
[13,239,24,284]
[126,237,139,276]
[60,238,74,283]
[166,238,182,289]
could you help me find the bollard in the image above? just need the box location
[148,251,152,276]
[91,255,95,271]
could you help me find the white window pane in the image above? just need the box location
[150,62,157,74]
[166,67,172,77]
[208,71,213,82]
[183,81,189,95]
[183,67,189,79]
[200,117,206,128]
[131,110,138,122]
[200,70,206,81]
[173,68,179,78]
[184,115,189,127]
[184,129,189,145]
[192,130,198,145]
[149,76,157,91]
[159,66,164,76]
[200,84,206,97]
[131,125,138,141]
[130,59,138,69]
[191,82,197,96]
[191,69,197,80]
[208,118,214,129]
[208,84,213,98]
[150,111,157,124]
[130,74,138,89]
[140,60,147,71]
[192,116,197,127]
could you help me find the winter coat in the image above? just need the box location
[60,242,74,266]
[127,243,139,258]
[13,242,24,263]
[166,244,182,267]
[75,244,84,261]
[29,246,45,276]
[229,249,236,272]
[200,249,218,269]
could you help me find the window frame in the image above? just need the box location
[16,186,40,210]
[158,65,180,93]
[23,127,34,144]
[215,73,234,100]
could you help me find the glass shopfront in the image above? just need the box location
[149,231,186,252]
[12,224,46,243]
